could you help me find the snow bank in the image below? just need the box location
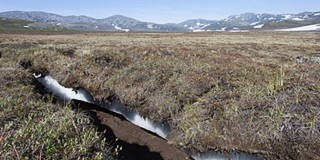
[275,23,320,31]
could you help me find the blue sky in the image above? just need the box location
[1,0,319,23]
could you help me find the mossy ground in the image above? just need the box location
[1,31,320,159]
[0,37,113,159]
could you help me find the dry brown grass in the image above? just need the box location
[1,31,320,159]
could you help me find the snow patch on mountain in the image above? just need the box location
[253,24,264,28]
[292,17,305,21]
[147,24,154,29]
[275,23,320,31]
[114,26,129,32]
[250,22,260,26]
[282,14,292,20]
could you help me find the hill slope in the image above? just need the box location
[0,10,319,32]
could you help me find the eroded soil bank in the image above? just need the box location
[70,99,191,160]
[32,73,190,159]
[32,73,263,159]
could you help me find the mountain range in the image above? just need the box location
[0,11,319,32]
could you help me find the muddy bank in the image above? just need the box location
[21,32,320,159]
[32,74,190,160]
[71,99,190,160]
[32,73,268,160]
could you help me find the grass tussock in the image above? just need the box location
[1,31,320,159]
[0,68,113,158]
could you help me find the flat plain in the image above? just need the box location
[1,31,320,159]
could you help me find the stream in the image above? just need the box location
[34,73,263,160]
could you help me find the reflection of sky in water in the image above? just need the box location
[185,149,263,160]
[35,74,263,159]
[35,74,170,139]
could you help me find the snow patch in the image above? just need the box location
[282,14,292,20]
[23,25,30,28]
[196,22,204,26]
[147,24,154,29]
[229,30,249,33]
[315,13,320,16]
[114,26,129,32]
[193,29,205,32]
[216,27,227,32]
[292,17,305,21]
[275,23,320,31]
[253,24,264,29]
[56,23,61,26]
[250,21,259,26]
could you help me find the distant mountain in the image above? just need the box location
[179,11,320,31]
[0,10,319,32]
[178,19,217,32]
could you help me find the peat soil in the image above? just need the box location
[33,77,191,160]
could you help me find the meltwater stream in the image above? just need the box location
[34,74,170,139]
[34,74,263,160]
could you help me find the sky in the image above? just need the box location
[1,0,319,24]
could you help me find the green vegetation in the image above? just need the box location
[0,18,33,30]
[0,17,77,33]
[0,42,113,159]
[1,31,320,159]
